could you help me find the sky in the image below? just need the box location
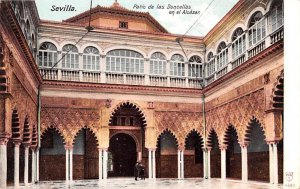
[35,0,238,36]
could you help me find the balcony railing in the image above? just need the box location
[270,26,283,44]
[83,71,101,83]
[149,76,168,87]
[248,40,266,59]
[232,54,246,69]
[61,70,80,81]
[170,77,186,88]
[40,69,58,80]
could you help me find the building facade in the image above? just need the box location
[0,0,283,187]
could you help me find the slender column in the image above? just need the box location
[0,135,9,188]
[148,149,152,179]
[203,150,206,178]
[241,145,248,182]
[31,148,35,183]
[14,142,21,187]
[65,149,69,182]
[269,143,274,184]
[70,149,73,182]
[36,150,39,182]
[152,150,156,179]
[221,148,226,180]
[99,148,103,180]
[166,60,170,87]
[273,143,278,184]
[181,150,184,178]
[178,150,181,178]
[103,149,108,179]
[207,149,211,179]
[24,146,29,185]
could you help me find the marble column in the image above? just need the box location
[241,144,248,182]
[14,141,21,187]
[65,149,69,182]
[269,143,274,184]
[70,148,73,182]
[203,150,206,178]
[221,147,226,180]
[207,149,211,179]
[103,149,108,179]
[24,146,29,185]
[36,150,39,182]
[152,150,156,179]
[181,150,184,179]
[148,149,153,179]
[99,148,103,180]
[177,150,181,179]
[0,135,9,188]
[31,148,35,183]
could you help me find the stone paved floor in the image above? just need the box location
[7,178,283,189]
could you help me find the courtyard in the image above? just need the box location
[7,178,283,189]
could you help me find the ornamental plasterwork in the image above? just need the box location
[155,111,202,149]
[41,107,101,146]
[206,89,266,145]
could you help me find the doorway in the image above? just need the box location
[109,133,137,177]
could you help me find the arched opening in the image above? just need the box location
[224,125,241,179]
[7,109,21,185]
[246,118,269,181]
[73,128,98,179]
[20,118,31,183]
[184,130,203,178]
[272,74,283,183]
[156,130,178,178]
[108,133,137,177]
[39,127,65,180]
[109,102,146,177]
[208,129,221,178]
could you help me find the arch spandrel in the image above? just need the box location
[155,111,202,149]
[206,89,267,145]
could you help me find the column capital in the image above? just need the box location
[23,143,31,148]
[147,148,157,151]
[98,147,108,151]
[239,142,249,148]
[219,145,228,150]
[13,140,22,146]
[64,145,73,150]
[0,132,10,145]
[266,140,280,145]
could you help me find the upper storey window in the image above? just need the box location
[25,20,30,39]
[270,0,283,32]
[188,55,203,78]
[83,46,100,70]
[62,44,79,69]
[106,49,144,74]
[119,21,128,29]
[170,54,185,77]
[38,42,58,68]
[150,52,166,75]
[206,52,215,77]
[216,42,228,70]
[232,27,246,59]
[248,11,266,47]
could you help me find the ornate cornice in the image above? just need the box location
[42,81,202,96]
